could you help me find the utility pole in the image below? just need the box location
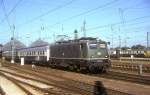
[40,26,44,39]
[119,8,126,47]
[53,32,56,42]
[83,20,86,37]
[125,39,127,47]
[11,24,15,64]
[62,24,64,33]
[147,32,149,49]
[119,35,121,49]
[111,25,114,49]
[118,26,121,48]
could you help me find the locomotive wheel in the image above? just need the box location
[68,65,74,71]
[89,65,99,73]
[73,65,78,71]
[101,66,107,73]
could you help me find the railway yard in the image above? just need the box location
[0,59,150,95]
[1,0,150,95]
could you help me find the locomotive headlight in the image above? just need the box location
[97,52,101,56]
[105,56,108,58]
[91,55,94,58]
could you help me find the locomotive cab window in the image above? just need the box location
[99,44,106,48]
[89,44,97,49]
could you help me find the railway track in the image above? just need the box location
[1,63,130,95]
[0,72,32,95]
[0,70,74,95]
[0,68,83,95]
[93,69,150,85]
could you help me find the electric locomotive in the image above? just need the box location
[50,37,111,72]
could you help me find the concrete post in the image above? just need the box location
[21,57,24,66]
[139,64,143,75]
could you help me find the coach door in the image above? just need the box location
[80,43,87,58]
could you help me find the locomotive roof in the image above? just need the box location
[3,39,26,51]
[30,39,49,47]
[56,37,106,44]
[78,37,96,40]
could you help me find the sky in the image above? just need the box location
[0,0,150,48]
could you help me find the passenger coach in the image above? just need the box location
[17,45,50,64]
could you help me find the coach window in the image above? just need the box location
[39,51,41,55]
[129,51,131,54]
[42,51,44,55]
[33,51,35,55]
[41,51,43,55]
[38,51,40,55]
[141,51,144,54]
[35,51,36,55]
[40,51,42,55]
[44,51,47,55]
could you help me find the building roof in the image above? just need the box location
[3,39,26,51]
[30,39,49,47]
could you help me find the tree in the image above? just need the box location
[131,44,146,49]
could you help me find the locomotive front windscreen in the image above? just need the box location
[88,43,108,58]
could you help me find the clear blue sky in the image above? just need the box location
[0,0,150,48]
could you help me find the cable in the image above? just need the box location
[86,14,150,31]
[0,0,23,25]
[19,0,76,27]
[1,0,11,31]
[32,0,119,32]
[50,0,119,28]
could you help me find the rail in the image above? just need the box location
[111,63,150,75]
[114,57,150,62]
